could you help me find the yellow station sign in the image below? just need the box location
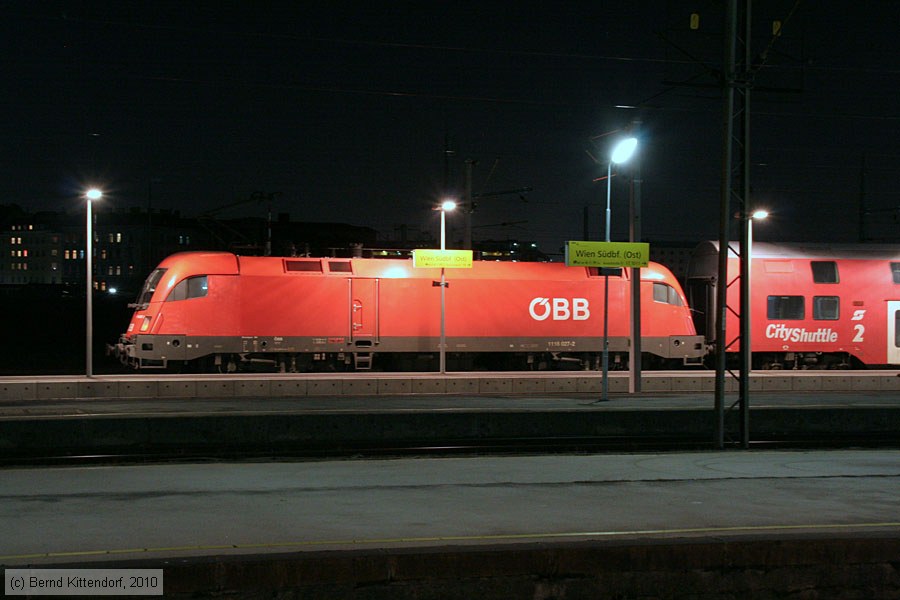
[565,241,650,268]
[412,249,474,268]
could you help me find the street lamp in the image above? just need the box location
[84,188,102,377]
[436,199,456,373]
[600,137,638,401]
[742,208,768,371]
[737,206,768,446]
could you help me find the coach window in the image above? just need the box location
[813,296,839,320]
[652,282,683,306]
[166,275,208,302]
[891,262,900,284]
[811,261,839,283]
[767,295,805,320]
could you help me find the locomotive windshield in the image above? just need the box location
[129,268,168,308]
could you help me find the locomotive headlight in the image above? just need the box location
[139,316,152,332]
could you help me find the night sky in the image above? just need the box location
[2,2,898,256]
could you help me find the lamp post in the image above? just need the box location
[85,188,102,378]
[738,207,768,445]
[437,199,456,373]
[600,137,638,401]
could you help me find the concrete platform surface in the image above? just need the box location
[2,390,899,461]
[2,370,899,402]
[2,449,898,566]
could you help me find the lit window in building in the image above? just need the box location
[116,232,122,243]
[64,250,70,259]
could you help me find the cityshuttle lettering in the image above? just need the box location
[765,324,838,343]
[529,297,590,321]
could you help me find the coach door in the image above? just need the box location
[888,301,900,365]
[349,278,380,344]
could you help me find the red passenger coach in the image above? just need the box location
[112,252,705,372]
[686,242,900,368]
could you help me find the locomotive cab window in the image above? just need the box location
[813,296,839,320]
[135,268,167,305]
[811,261,839,283]
[892,262,900,284]
[166,275,208,302]
[652,282,683,306]
[767,295,804,320]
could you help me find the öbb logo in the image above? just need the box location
[528,298,590,321]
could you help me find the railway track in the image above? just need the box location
[5,432,900,468]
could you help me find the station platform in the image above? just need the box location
[1,372,899,461]
[2,450,899,598]
[2,370,900,401]
[2,373,900,597]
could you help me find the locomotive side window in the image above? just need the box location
[811,261,839,283]
[813,296,839,320]
[767,295,804,319]
[653,282,683,306]
[892,262,900,284]
[328,261,352,273]
[896,311,900,347]
[285,260,323,272]
[588,267,623,277]
[166,275,208,302]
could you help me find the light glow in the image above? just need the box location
[751,209,769,220]
[610,137,638,164]
[440,199,457,212]
[381,265,410,279]
[85,188,103,201]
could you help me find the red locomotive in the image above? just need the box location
[686,242,900,368]
[111,252,705,372]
